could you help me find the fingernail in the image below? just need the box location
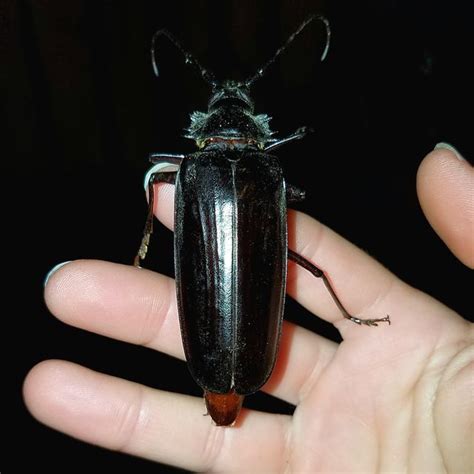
[143,165,156,191]
[143,162,179,191]
[44,261,72,287]
[434,142,465,162]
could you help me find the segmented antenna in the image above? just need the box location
[245,14,331,87]
[151,29,218,87]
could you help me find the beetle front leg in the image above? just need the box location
[286,183,306,203]
[134,171,177,267]
[264,126,313,152]
[149,153,185,164]
[288,249,391,326]
[135,155,184,267]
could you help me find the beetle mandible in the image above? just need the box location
[135,14,390,426]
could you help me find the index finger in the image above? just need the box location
[148,182,396,332]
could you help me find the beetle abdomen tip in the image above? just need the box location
[205,390,244,426]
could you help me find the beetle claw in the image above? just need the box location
[360,315,391,327]
[296,125,314,135]
[346,314,391,326]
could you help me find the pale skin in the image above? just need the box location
[24,146,473,472]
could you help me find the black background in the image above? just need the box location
[4,0,471,472]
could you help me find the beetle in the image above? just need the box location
[134,14,390,426]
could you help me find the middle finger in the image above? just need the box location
[45,259,337,404]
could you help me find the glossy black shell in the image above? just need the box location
[174,148,287,394]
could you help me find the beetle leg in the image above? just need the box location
[134,171,177,267]
[149,153,185,163]
[264,126,313,152]
[286,183,306,203]
[288,249,391,326]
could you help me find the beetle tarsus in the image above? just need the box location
[348,314,391,326]
[286,183,306,203]
[264,126,314,152]
[288,249,391,326]
[134,234,151,267]
[295,125,314,136]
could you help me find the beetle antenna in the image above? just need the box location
[245,14,330,87]
[151,29,218,87]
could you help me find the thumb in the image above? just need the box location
[416,143,474,268]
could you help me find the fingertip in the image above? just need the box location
[417,146,474,268]
[23,359,71,422]
[43,261,72,288]
[434,142,467,162]
[152,182,175,230]
[23,360,142,449]
[42,259,181,356]
[43,259,98,321]
[143,163,179,192]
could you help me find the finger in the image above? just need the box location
[45,260,183,358]
[149,181,395,329]
[287,210,469,345]
[417,144,474,268]
[24,360,291,472]
[149,182,175,229]
[145,177,468,349]
[45,260,337,404]
[287,209,396,331]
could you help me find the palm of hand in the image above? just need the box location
[287,303,469,472]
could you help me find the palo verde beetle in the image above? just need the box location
[135,14,390,426]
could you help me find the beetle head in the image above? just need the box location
[152,15,330,147]
[208,80,254,113]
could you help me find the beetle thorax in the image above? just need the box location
[184,80,274,149]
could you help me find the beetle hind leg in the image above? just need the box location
[288,249,390,326]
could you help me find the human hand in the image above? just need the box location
[24,145,473,472]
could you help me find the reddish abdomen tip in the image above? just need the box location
[205,390,244,426]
